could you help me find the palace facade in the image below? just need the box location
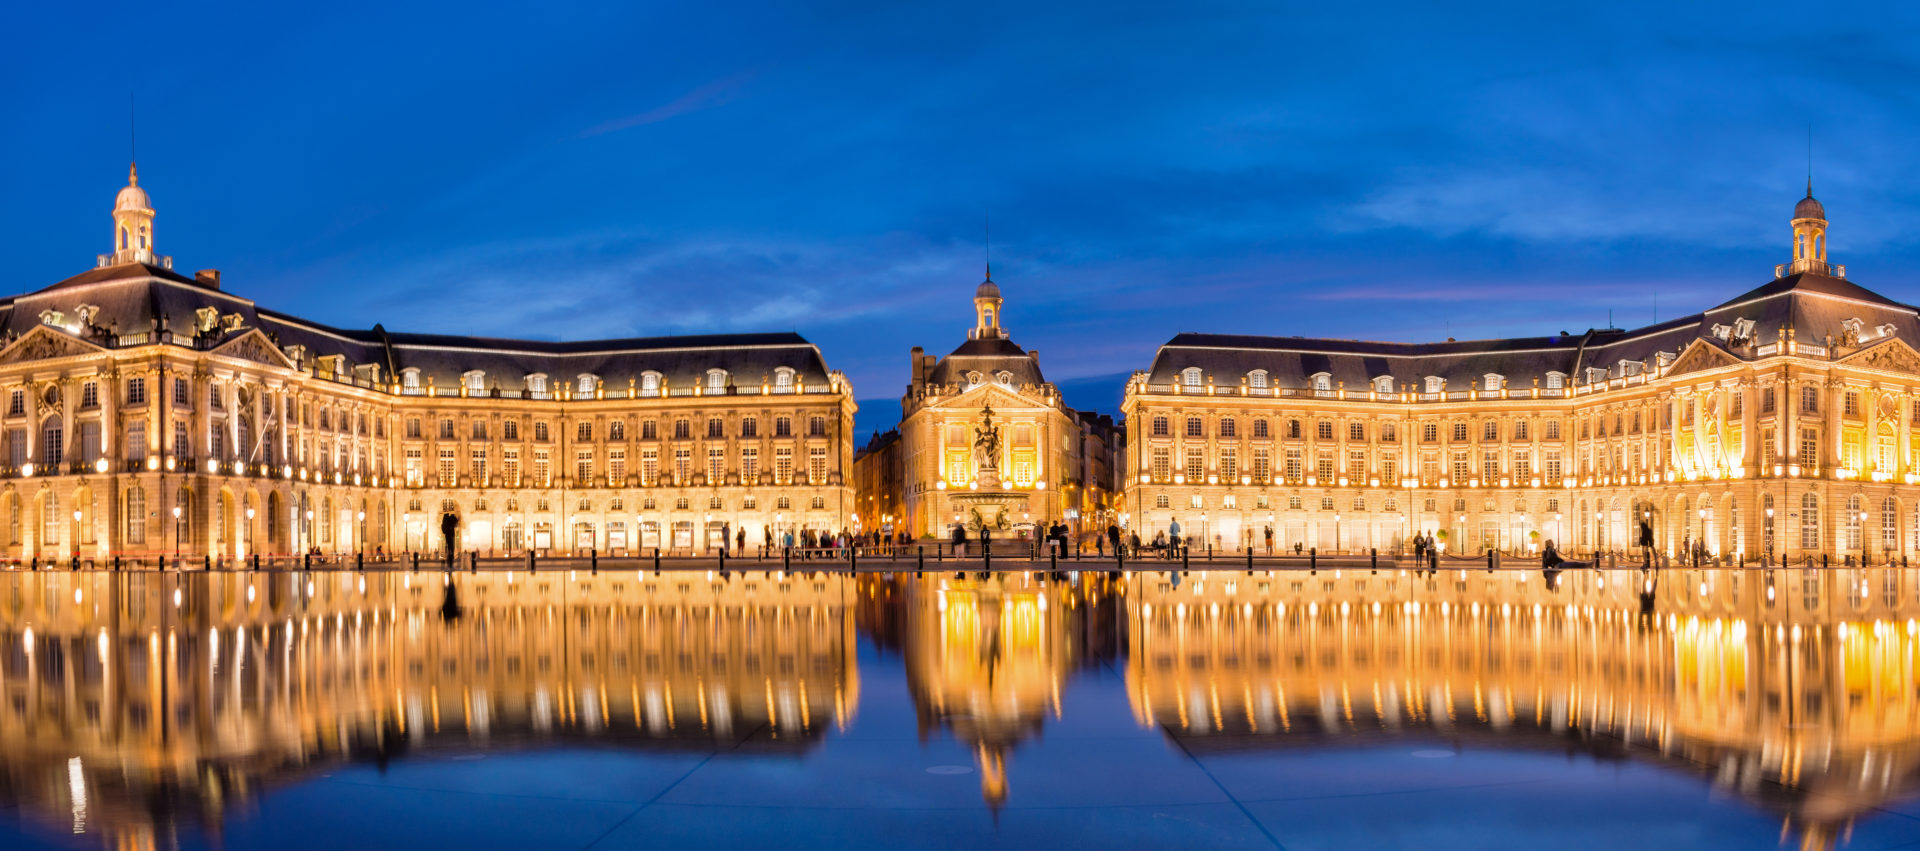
[0,164,855,561]
[1124,190,1920,561]
[885,272,1125,542]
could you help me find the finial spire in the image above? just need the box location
[984,211,992,282]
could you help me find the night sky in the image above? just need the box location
[4,1,1919,433]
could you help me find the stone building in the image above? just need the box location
[894,271,1114,541]
[0,164,855,561]
[1125,190,1920,561]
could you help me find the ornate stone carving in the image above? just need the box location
[1845,341,1920,375]
[212,331,293,369]
[1665,341,1739,377]
[0,329,98,365]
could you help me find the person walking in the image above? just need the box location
[1108,524,1122,558]
[952,523,967,557]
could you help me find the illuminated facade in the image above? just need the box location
[0,166,856,561]
[1125,190,1920,561]
[895,272,1120,540]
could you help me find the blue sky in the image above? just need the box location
[4,1,1920,428]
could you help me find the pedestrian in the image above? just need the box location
[1108,523,1122,557]
[440,512,459,568]
[737,527,746,555]
[1168,518,1183,559]
[951,522,967,557]
[721,523,732,556]
[1264,525,1274,554]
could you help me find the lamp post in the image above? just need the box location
[1333,513,1341,554]
[1859,509,1871,564]
[305,509,314,556]
[171,505,182,561]
[1764,505,1774,564]
[71,509,81,560]
[245,507,256,559]
[357,510,367,559]
[1697,506,1707,566]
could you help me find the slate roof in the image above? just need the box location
[925,335,1047,388]
[4,263,836,391]
[1147,271,1920,391]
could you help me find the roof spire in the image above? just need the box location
[129,92,137,182]
[984,210,992,282]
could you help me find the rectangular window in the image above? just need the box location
[1284,449,1302,482]
[173,377,190,409]
[470,449,488,483]
[127,422,146,462]
[1380,457,1397,483]
[1844,391,1860,416]
[126,378,146,406]
[1252,419,1269,439]
[641,449,658,485]
[775,447,793,483]
[707,447,724,481]
[438,448,455,486]
[504,450,520,487]
[1316,453,1334,482]
[405,448,423,486]
[1220,418,1237,438]
[1151,448,1170,480]
[1318,421,1334,440]
[674,448,691,483]
[1253,448,1270,481]
[1799,428,1818,468]
[1544,451,1563,482]
[1801,385,1819,413]
[809,447,828,483]
[610,449,627,482]
[1346,449,1365,477]
[1763,387,1776,414]
[1152,416,1169,437]
[775,417,792,438]
[1513,451,1531,480]
[579,450,596,483]
[1220,448,1238,479]
[1451,452,1469,483]
[741,417,758,438]
[1482,450,1499,478]
[1349,422,1364,441]
[1185,448,1205,481]
[1187,418,1204,438]
[534,450,551,486]
[740,447,757,480]
[173,423,188,459]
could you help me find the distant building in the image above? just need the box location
[891,269,1122,542]
[852,428,903,537]
[1124,189,1920,561]
[0,164,856,560]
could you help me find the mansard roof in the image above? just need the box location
[3,262,837,392]
[1147,271,1920,391]
[925,335,1046,389]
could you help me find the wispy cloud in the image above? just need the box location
[581,68,761,137]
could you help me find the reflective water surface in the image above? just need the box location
[1,566,1917,849]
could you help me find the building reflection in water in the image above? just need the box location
[2,567,1917,849]
[0,569,858,849]
[1125,566,1920,850]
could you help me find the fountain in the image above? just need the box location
[948,405,1031,535]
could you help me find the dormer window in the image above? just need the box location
[1373,376,1394,394]
[1482,374,1502,392]
[1545,372,1565,389]
[995,370,1013,386]
[1732,318,1757,342]
[1310,373,1332,392]
[74,305,99,327]
[1424,376,1444,394]
[773,367,795,391]
[1248,370,1268,389]
[463,370,485,393]
[640,371,662,397]
[705,369,727,392]
[401,369,421,391]
[38,310,63,328]
[966,370,984,387]
[578,374,599,395]
[527,373,549,396]
[1181,368,1202,387]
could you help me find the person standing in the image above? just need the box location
[1168,518,1183,560]
[440,512,459,568]
[1108,523,1122,558]
[1264,525,1274,555]
[721,522,732,557]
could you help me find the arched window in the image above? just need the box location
[401,369,421,392]
[1373,376,1394,394]
[1181,368,1202,387]
[40,492,58,547]
[125,486,145,545]
[1801,493,1820,550]
[1311,373,1332,392]
[995,371,1013,386]
[1846,493,1864,551]
[773,367,795,391]
[1248,370,1268,389]
[1545,372,1565,389]
[1424,377,1444,394]
[1882,496,1898,553]
[1483,374,1501,392]
[705,370,727,392]
[463,371,485,393]
[578,374,599,395]
[527,374,549,395]
[640,372,662,396]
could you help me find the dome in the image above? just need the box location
[1794,192,1825,221]
[975,278,1000,300]
[114,184,151,212]
[114,163,150,212]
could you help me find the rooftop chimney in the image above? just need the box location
[194,269,221,290]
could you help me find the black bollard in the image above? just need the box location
[411,551,419,571]
[303,552,311,570]
[205,554,212,571]
[1822,553,1828,568]
[114,555,121,572]
[252,553,260,571]
[783,546,790,570]
[918,546,925,570]
[357,552,364,571]
[656,547,662,571]
[593,548,599,573]
[1371,548,1378,573]
[1309,547,1317,572]
[470,551,477,573]
[1182,546,1189,571]
[1050,550,1057,571]
[985,547,992,572]
[1486,550,1493,573]
[849,545,856,572]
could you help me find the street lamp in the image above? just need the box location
[357,510,367,558]
[1859,509,1871,564]
[1764,505,1775,564]
[171,505,183,560]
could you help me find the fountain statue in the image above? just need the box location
[950,404,1027,534]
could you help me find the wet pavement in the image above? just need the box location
[0,565,1915,849]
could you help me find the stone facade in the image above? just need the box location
[1123,191,1920,562]
[0,165,856,562]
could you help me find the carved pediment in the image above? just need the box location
[1839,339,1920,375]
[1665,340,1739,377]
[0,327,104,365]
[210,330,296,370]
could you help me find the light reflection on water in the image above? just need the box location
[1,566,1916,848]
